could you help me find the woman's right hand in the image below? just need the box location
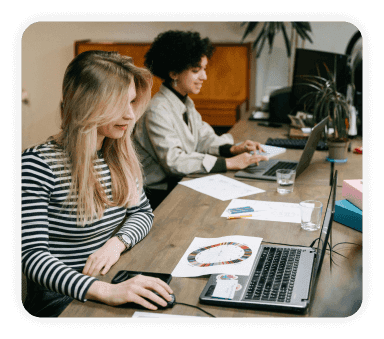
[225,152,268,170]
[85,274,174,310]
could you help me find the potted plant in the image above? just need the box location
[296,64,350,160]
[241,22,313,58]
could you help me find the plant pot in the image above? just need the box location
[327,139,349,160]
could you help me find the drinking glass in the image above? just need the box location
[276,169,296,194]
[300,200,323,231]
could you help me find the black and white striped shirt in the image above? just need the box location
[22,140,154,302]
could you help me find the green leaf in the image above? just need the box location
[241,21,313,58]
[252,23,267,50]
[292,22,313,43]
[256,33,268,58]
[241,22,259,42]
[281,24,291,57]
[267,22,276,53]
[297,68,349,140]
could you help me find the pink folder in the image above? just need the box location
[342,179,362,210]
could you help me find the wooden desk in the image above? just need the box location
[60,181,362,317]
[228,117,363,186]
[60,116,362,318]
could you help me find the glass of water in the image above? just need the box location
[299,200,323,231]
[276,169,296,194]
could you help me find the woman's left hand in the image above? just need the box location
[82,237,126,277]
[230,140,264,155]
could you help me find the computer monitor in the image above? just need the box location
[290,48,349,115]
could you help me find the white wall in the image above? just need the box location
[255,21,360,106]
[22,21,360,150]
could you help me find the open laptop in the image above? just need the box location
[235,116,329,181]
[199,170,337,313]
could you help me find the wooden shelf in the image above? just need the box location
[75,40,251,127]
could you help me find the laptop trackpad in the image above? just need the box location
[246,159,277,173]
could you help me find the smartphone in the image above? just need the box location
[258,122,283,128]
[111,270,172,285]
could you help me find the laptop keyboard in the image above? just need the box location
[244,247,302,303]
[263,161,297,177]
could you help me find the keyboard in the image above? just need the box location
[263,161,297,177]
[266,138,328,151]
[245,247,302,303]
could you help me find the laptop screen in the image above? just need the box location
[295,116,329,177]
[312,170,338,278]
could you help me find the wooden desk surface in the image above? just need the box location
[228,118,363,186]
[60,117,362,318]
[60,181,362,318]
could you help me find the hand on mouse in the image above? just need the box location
[85,274,174,310]
[225,152,268,170]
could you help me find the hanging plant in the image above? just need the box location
[241,22,313,58]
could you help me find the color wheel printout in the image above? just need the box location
[171,235,263,278]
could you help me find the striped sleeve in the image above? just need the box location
[116,189,154,246]
[21,150,97,302]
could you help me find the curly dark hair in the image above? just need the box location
[144,30,215,81]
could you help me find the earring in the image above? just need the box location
[173,78,178,87]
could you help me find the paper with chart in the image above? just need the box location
[179,174,265,201]
[221,199,301,223]
[171,235,263,278]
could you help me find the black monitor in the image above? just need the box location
[290,48,349,114]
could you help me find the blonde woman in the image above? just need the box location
[22,50,173,317]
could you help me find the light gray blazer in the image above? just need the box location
[133,85,234,190]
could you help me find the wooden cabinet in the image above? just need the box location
[75,40,251,127]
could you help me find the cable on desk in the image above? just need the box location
[332,241,362,250]
[309,238,361,268]
[174,302,216,318]
[310,237,334,269]
[330,241,362,267]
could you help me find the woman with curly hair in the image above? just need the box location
[134,30,267,209]
[22,50,173,317]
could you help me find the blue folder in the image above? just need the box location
[334,199,362,232]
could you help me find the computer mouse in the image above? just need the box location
[165,293,176,308]
[149,293,176,309]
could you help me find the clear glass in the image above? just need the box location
[276,169,296,194]
[300,200,323,231]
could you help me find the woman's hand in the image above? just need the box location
[85,275,174,310]
[225,152,268,170]
[83,237,126,277]
[230,140,264,155]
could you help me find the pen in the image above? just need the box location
[227,214,252,220]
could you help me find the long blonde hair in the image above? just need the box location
[55,50,152,226]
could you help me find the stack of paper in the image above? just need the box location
[179,174,265,201]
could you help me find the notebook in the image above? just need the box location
[199,170,337,312]
[235,116,329,181]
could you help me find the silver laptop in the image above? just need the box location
[199,170,337,313]
[235,116,329,181]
